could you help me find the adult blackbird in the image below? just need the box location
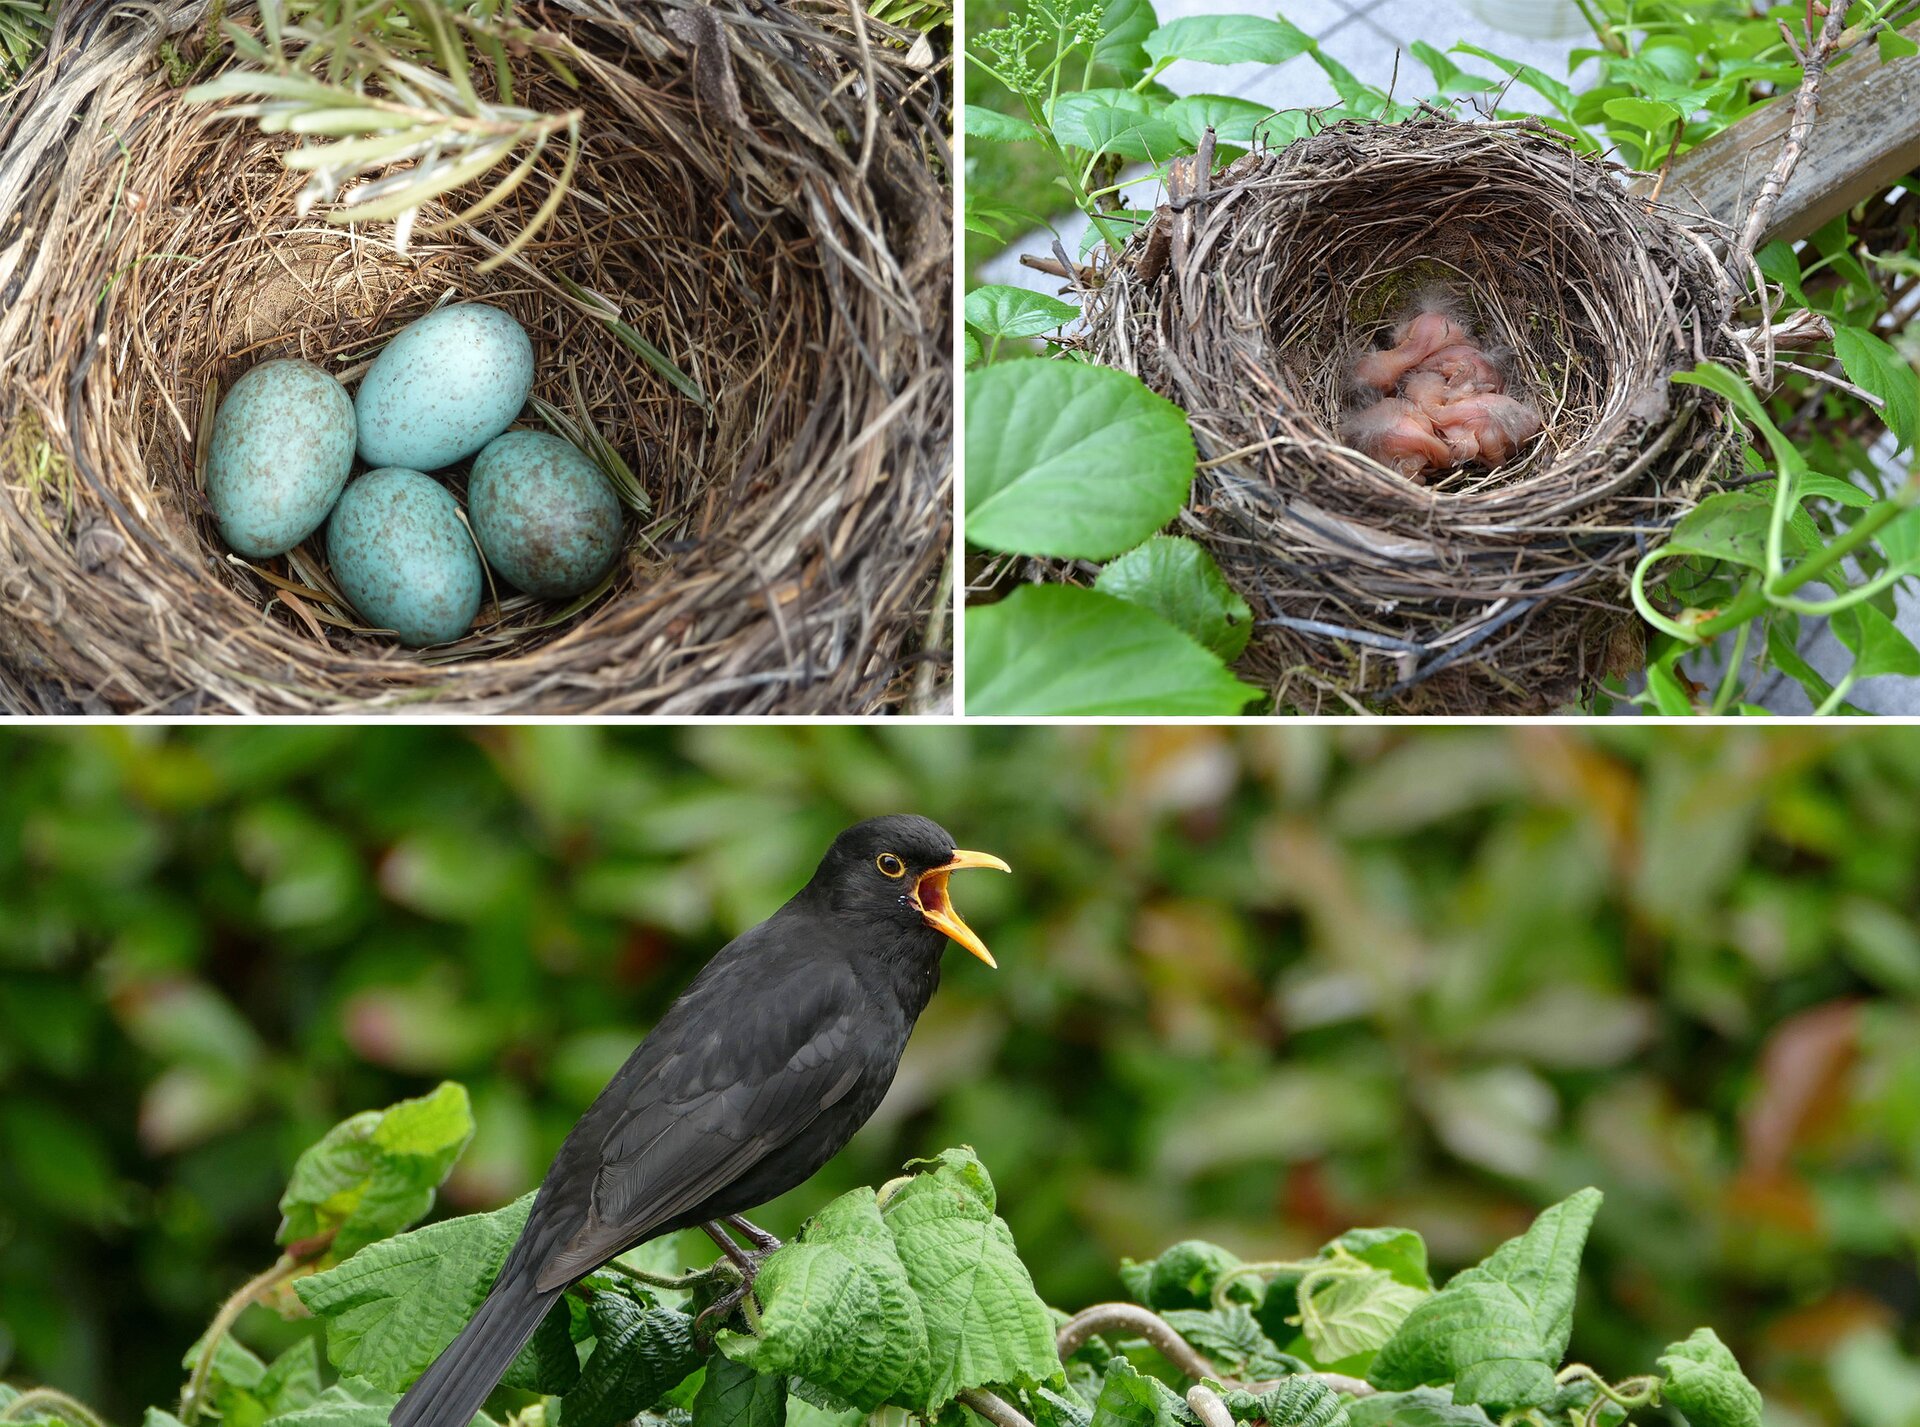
[391,815,1009,1427]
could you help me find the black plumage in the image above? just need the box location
[390,815,1008,1427]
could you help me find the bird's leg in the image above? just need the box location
[725,1214,783,1253]
[695,1220,778,1336]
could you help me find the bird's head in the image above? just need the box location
[811,814,1010,967]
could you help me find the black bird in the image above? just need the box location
[391,815,1010,1427]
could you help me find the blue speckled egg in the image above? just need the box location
[205,359,355,557]
[326,468,483,647]
[354,304,533,471]
[469,431,624,598]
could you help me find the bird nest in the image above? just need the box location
[0,0,950,714]
[1078,115,1742,714]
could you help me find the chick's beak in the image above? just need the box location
[913,849,1011,967]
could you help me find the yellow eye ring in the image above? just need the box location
[876,853,906,878]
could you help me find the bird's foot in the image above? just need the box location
[726,1214,784,1253]
[694,1221,780,1338]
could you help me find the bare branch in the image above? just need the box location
[1186,1385,1236,1427]
[1057,1303,1379,1400]
[1057,1303,1220,1381]
[1734,0,1853,270]
[960,1389,1037,1427]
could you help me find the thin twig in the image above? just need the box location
[1733,0,1852,269]
[1057,1303,1378,1398]
[0,1390,109,1427]
[180,1257,298,1424]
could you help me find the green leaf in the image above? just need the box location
[1831,324,1920,450]
[1297,1268,1428,1364]
[294,1192,566,1393]
[693,1353,787,1427]
[260,1381,401,1427]
[966,359,1196,560]
[1367,1188,1603,1410]
[1343,1390,1495,1427]
[1143,15,1312,68]
[1095,536,1252,661]
[260,1338,324,1415]
[965,287,1081,341]
[1120,1239,1242,1310]
[1160,1307,1297,1379]
[1090,1360,1194,1427]
[1408,41,1497,93]
[1658,492,1781,571]
[563,1294,702,1427]
[1161,95,1299,148]
[1093,0,1158,79]
[1333,1229,1433,1291]
[879,1147,1062,1409]
[1879,29,1919,61]
[1221,1381,1347,1427]
[966,586,1262,716]
[278,1081,475,1264]
[717,1188,929,1410]
[964,105,1036,143]
[1449,43,1576,118]
[1658,1328,1763,1427]
[1756,242,1808,310]
[1644,657,1696,717]
[1833,602,1920,680]
[1602,96,1682,132]
[1049,93,1182,161]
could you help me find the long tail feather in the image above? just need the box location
[390,1275,560,1427]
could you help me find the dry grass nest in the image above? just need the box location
[0,0,950,714]
[1078,114,1746,714]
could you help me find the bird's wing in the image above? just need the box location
[530,948,871,1289]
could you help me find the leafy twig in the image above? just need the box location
[185,0,583,272]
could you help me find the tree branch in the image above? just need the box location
[1734,0,1852,270]
[1057,1303,1219,1381]
[960,1389,1037,1427]
[1055,1303,1378,1398]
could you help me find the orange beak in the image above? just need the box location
[912,849,1011,967]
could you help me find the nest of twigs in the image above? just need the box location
[0,0,949,714]
[1079,114,1742,714]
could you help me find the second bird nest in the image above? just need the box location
[1080,115,1741,714]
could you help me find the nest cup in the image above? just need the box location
[1080,116,1740,714]
[0,0,950,714]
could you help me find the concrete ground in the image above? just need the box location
[971,0,1920,714]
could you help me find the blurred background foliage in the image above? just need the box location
[1,727,1918,1426]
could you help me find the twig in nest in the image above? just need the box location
[1734,0,1852,269]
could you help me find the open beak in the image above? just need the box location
[913,849,1011,967]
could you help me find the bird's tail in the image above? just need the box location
[390,1273,560,1427]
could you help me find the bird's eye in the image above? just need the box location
[876,853,906,878]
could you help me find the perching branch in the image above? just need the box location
[1054,1303,1377,1399]
[1057,1303,1220,1381]
[1733,0,1852,271]
[960,1388,1038,1427]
